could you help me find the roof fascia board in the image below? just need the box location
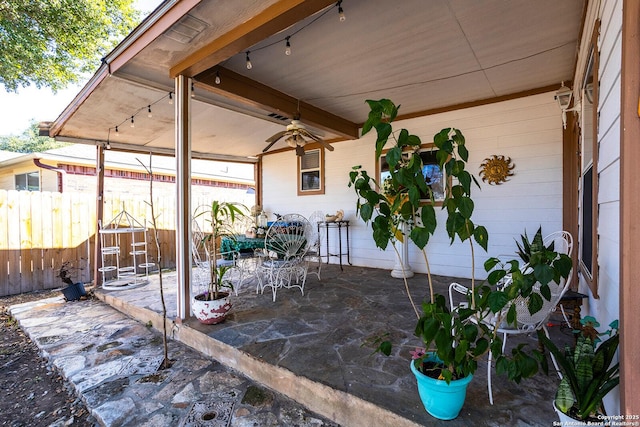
[49,0,198,137]
[107,0,201,74]
[197,66,360,140]
[170,0,335,78]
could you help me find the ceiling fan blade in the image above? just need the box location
[265,130,287,143]
[262,140,278,153]
[319,139,334,151]
[299,129,321,141]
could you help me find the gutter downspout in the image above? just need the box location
[33,159,66,192]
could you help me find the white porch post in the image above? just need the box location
[175,75,192,321]
[391,222,413,278]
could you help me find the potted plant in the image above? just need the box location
[192,201,246,324]
[349,99,550,419]
[538,316,619,423]
[58,261,87,302]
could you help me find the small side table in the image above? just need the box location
[558,290,589,331]
[319,220,351,270]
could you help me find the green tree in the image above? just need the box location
[0,120,68,152]
[0,0,139,92]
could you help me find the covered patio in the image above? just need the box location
[96,265,571,426]
[43,0,640,419]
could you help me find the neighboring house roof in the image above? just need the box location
[0,145,254,184]
[0,150,26,163]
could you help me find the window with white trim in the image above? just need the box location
[15,172,40,191]
[298,147,324,195]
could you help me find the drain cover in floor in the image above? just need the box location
[118,355,164,376]
[180,398,236,427]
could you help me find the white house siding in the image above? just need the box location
[262,92,565,280]
[574,0,622,415]
[575,0,621,335]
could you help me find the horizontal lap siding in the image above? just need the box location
[262,93,564,279]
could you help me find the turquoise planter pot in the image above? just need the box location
[410,355,473,420]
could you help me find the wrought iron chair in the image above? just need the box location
[448,230,573,405]
[256,213,313,302]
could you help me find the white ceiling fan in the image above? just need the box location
[263,114,335,156]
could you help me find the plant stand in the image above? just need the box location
[391,222,413,278]
[99,208,154,290]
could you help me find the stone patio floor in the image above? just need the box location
[90,263,572,426]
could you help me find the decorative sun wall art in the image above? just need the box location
[479,155,515,185]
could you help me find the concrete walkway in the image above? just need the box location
[11,264,571,426]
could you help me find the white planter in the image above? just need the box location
[553,401,605,425]
[192,292,231,324]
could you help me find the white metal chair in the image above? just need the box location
[448,230,573,405]
[304,210,325,280]
[256,213,312,301]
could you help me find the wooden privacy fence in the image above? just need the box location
[0,190,179,297]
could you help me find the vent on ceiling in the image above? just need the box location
[268,113,289,122]
[164,14,208,44]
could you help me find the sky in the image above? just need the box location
[0,0,163,137]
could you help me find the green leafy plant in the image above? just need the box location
[348,99,514,383]
[538,317,619,421]
[194,201,246,301]
[349,99,571,387]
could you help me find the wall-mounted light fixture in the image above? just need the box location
[555,81,581,129]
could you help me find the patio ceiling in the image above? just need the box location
[49,0,586,163]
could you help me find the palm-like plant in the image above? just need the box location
[194,201,246,300]
[538,316,619,421]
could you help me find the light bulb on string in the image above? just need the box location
[191,82,195,98]
[215,70,221,85]
[115,126,119,136]
[245,52,252,69]
[106,140,111,150]
[285,37,292,56]
[147,105,152,118]
[168,92,173,105]
[130,116,135,128]
[338,1,346,21]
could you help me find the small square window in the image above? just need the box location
[15,172,40,191]
[297,147,325,195]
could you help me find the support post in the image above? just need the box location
[93,143,105,287]
[175,75,192,321]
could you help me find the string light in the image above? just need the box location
[115,126,119,136]
[191,82,195,98]
[215,70,221,85]
[236,2,343,71]
[130,116,135,128]
[168,92,173,105]
[285,37,292,55]
[106,140,111,149]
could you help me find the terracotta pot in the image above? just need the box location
[192,292,231,324]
